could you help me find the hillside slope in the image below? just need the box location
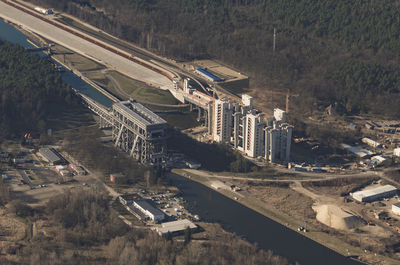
[28,0,400,118]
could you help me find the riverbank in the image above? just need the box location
[171,169,399,265]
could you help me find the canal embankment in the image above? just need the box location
[170,169,386,265]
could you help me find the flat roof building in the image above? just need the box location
[352,185,397,202]
[112,100,168,164]
[362,138,381,148]
[156,219,197,236]
[394,148,400,157]
[39,148,63,165]
[195,68,223,82]
[133,199,165,222]
[340,143,373,158]
[392,202,400,215]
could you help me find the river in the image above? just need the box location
[0,17,365,265]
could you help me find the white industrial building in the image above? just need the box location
[392,203,400,215]
[213,97,233,143]
[133,199,165,222]
[362,138,381,148]
[340,143,373,158]
[394,148,400,157]
[156,219,197,236]
[352,185,397,202]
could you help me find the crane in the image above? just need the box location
[269,89,299,113]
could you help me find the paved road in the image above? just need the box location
[0,1,173,90]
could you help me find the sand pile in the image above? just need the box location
[313,204,365,230]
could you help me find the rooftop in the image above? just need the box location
[196,68,222,81]
[157,219,197,234]
[134,199,165,217]
[393,202,400,208]
[39,148,61,163]
[353,185,397,199]
[114,100,166,126]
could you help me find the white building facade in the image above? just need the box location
[265,122,293,163]
[244,112,265,158]
[213,98,233,143]
[213,94,293,164]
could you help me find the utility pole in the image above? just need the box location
[273,28,276,53]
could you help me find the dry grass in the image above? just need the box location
[302,177,379,197]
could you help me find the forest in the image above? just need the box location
[26,0,400,118]
[1,189,290,265]
[0,39,74,139]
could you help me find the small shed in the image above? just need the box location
[110,173,125,183]
[394,148,400,157]
[392,203,400,215]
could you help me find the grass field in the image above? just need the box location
[52,45,104,72]
[106,71,179,104]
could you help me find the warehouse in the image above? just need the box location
[340,143,373,158]
[156,219,197,236]
[38,148,63,165]
[133,199,165,222]
[352,185,397,202]
[362,138,381,148]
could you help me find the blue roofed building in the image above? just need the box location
[195,68,223,82]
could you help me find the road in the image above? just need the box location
[181,168,382,183]
[0,0,173,90]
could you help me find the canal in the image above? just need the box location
[1,17,365,265]
[168,174,364,265]
[0,18,112,108]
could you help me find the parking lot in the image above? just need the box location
[2,146,90,207]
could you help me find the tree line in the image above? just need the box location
[6,188,290,265]
[27,0,400,118]
[0,40,75,139]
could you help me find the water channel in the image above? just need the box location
[0,17,365,265]
[168,174,364,265]
[0,18,112,108]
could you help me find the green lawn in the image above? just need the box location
[107,71,179,105]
